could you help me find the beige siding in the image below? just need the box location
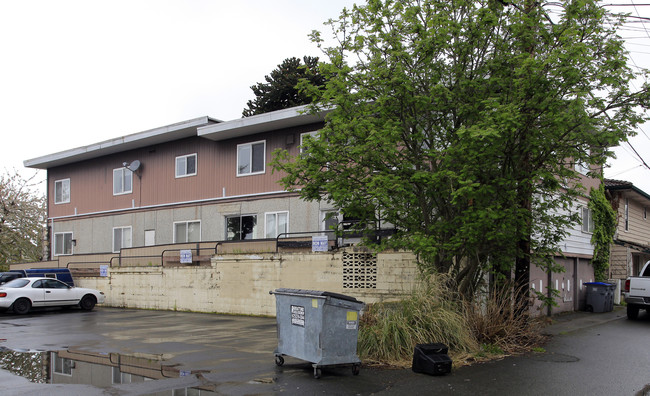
[616,194,650,247]
[610,245,630,279]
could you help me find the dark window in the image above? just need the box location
[226,215,258,240]
[43,279,68,289]
[4,279,29,288]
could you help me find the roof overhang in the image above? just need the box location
[605,181,650,203]
[198,105,330,141]
[24,116,221,169]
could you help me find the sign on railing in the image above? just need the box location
[180,250,193,264]
[312,235,328,252]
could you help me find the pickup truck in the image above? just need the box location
[624,261,650,320]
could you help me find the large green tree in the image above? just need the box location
[0,170,46,270]
[242,56,326,117]
[272,0,649,299]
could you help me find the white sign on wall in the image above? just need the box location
[312,235,328,252]
[180,249,193,264]
[99,265,108,277]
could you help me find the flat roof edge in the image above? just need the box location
[24,116,220,169]
[198,105,330,141]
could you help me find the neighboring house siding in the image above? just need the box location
[556,198,595,257]
[615,194,649,247]
[609,247,630,279]
[605,181,650,280]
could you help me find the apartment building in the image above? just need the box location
[25,106,339,258]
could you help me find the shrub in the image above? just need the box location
[358,276,546,366]
[358,275,478,364]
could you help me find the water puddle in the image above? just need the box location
[0,347,221,395]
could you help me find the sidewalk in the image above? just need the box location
[542,305,626,336]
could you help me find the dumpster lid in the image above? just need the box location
[271,288,361,303]
[584,282,613,286]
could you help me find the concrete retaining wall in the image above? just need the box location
[78,250,420,316]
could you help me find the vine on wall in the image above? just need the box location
[589,183,617,282]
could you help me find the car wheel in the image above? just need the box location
[79,295,96,311]
[12,298,31,315]
[627,304,640,320]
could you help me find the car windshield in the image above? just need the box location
[2,279,29,288]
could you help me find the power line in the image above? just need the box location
[626,141,650,170]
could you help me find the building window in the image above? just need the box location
[52,352,73,376]
[175,153,197,178]
[226,215,257,240]
[54,232,73,256]
[113,226,132,253]
[300,131,319,154]
[145,230,155,246]
[174,221,201,243]
[265,212,288,239]
[625,198,629,231]
[581,207,594,233]
[575,149,590,175]
[321,210,340,231]
[237,141,265,176]
[113,167,133,195]
[54,179,70,204]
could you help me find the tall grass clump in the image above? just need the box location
[462,281,546,356]
[358,275,478,364]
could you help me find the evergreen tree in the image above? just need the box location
[242,56,326,117]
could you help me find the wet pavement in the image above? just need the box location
[0,306,642,395]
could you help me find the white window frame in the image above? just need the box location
[320,210,341,232]
[54,232,73,256]
[265,211,289,239]
[54,179,70,204]
[144,229,155,246]
[173,220,201,243]
[300,131,319,154]
[113,167,133,195]
[237,140,266,176]
[175,153,197,178]
[112,226,133,253]
[51,352,73,376]
[581,207,594,233]
[575,149,591,175]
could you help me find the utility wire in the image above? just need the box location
[626,141,650,170]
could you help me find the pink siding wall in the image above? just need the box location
[48,123,323,218]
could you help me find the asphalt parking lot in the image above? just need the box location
[0,306,644,395]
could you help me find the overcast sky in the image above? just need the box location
[1,1,649,194]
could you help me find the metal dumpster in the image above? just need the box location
[270,288,364,378]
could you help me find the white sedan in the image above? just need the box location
[0,277,105,314]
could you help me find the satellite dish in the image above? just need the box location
[127,160,141,172]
